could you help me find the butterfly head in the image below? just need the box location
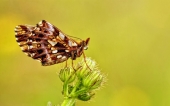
[83,38,90,50]
[77,38,90,56]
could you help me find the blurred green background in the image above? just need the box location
[0,0,170,106]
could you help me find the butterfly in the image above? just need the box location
[15,20,90,66]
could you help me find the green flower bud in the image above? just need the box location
[59,67,76,84]
[82,71,103,90]
[76,57,97,78]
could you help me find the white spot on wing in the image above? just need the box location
[48,40,57,46]
[14,29,17,31]
[52,50,58,53]
[21,47,24,50]
[15,26,20,29]
[62,56,67,60]
[30,53,35,57]
[57,55,62,59]
[72,42,77,46]
[68,40,77,47]
[17,43,21,45]
[59,32,65,40]
[68,40,72,47]
[47,22,54,32]
[29,45,33,49]
[24,53,28,55]
[65,50,69,52]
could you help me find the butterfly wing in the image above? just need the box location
[15,20,71,66]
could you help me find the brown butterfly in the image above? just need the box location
[15,20,90,66]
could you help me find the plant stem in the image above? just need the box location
[63,83,68,97]
[61,98,76,106]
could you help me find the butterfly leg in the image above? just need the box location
[72,60,76,71]
[83,52,92,71]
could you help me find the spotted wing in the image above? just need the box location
[15,20,71,66]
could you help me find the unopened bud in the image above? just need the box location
[59,67,76,84]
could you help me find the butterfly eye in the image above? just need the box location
[84,46,88,50]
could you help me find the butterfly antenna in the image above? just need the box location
[67,34,83,41]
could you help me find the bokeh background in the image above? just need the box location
[0,0,170,106]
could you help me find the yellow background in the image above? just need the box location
[0,0,170,106]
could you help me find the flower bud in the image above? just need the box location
[76,57,97,78]
[82,71,103,90]
[59,67,76,84]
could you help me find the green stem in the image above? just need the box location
[74,87,88,96]
[61,98,76,106]
[63,83,68,97]
[70,80,80,96]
